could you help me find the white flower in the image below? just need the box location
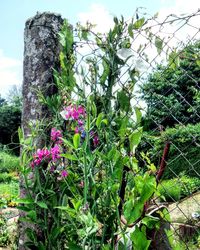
[117,48,133,61]
[60,110,67,120]
[192,212,200,219]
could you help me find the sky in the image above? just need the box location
[0,0,199,98]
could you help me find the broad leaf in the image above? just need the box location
[73,133,80,149]
[133,17,145,29]
[130,226,151,250]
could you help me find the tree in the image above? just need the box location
[0,95,7,107]
[141,41,200,130]
[0,89,22,154]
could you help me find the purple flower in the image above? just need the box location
[93,135,99,147]
[61,170,68,178]
[51,145,61,162]
[51,128,62,144]
[78,119,84,126]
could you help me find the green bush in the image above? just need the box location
[0,151,20,173]
[0,181,19,207]
[179,174,200,197]
[158,174,200,202]
[138,123,200,179]
[0,173,12,183]
[158,179,181,202]
[0,214,10,247]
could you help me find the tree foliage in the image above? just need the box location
[0,93,21,154]
[141,41,200,129]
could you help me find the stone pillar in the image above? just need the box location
[19,12,63,249]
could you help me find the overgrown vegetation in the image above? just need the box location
[0,86,22,155]
[0,213,10,247]
[0,150,19,207]
[138,123,200,178]
[141,41,200,129]
[0,151,20,173]
[18,15,175,249]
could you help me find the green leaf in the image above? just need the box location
[67,242,82,250]
[155,36,163,55]
[38,242,46,250]
[100,59,110,85]
[96,113,104,128]
[18,127,24,143]
[129,127,143,153]
[117,90,130,112]
[60,138,75,149]
[61,153,78,161]
[135,107,142,124]
[73,133,80,149]
[15,198,34,204]
[37,201,48,209]
[119,117,129,138]
[158,208,171,222]
[102,119,108,125]
[81,30,89,40]
[17,206,32,212]
[27,210,37,221]
[124,199,143,224]
[142,215,160,229]
[133,17,145,29]
[128,23,134,38]
[136,174,156,202]
[130,226,151,250]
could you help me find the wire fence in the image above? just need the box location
[72,9,200,249]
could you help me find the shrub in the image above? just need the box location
[179,174,200,197]
[0,181,19,207]
[158,179,181,202]
[0,173,12,183]
[0,151,20,173]
[0,214,10,247]
[138,123,200,179]
[158,174,200,202]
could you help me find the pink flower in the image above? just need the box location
[78,119,84,126]
[79,181,84,188]
[71,109,79,120]
[30,161,35,169]
[36,148,50,161]
[60,105,86,121]
[51,145,61,162]
[74,127,79,133]
[78,106,86,116]
[61,170,68,178]
[51,128,62,144]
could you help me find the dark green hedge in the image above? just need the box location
[138,123,200,179]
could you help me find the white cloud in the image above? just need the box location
[0,50,22,98]
[160,0,200,15]
[77,3,114,33]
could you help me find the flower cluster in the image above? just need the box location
[51,128,62,144]
[31,148,50,168]
[60,105,86,121]
[31,145,61,169]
